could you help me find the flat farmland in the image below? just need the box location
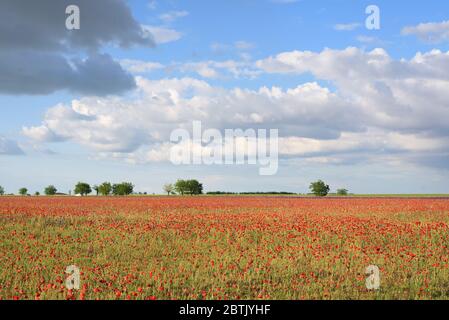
[1,196,449,300]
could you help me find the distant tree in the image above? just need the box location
[19,188,28,196]
[337,188,349,196]
[174,180,189,195]
[34,191,40,196]
[309,180,330,197]
[112,182,134,196]
[44,185,57,196]
[93,185,99,196]
[74,182,92,196]
[98,182,112,196]
[175,179,203,195]
[0,186,4,196]
[163,183,175,196]
[175,180,189,196]
[186,180,203,195]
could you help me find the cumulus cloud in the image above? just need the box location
[0,0,155,95]
[256,47,449,138]
[23,47,449,170]
[402,20,449,44]
[253,47,449,168]
[89,129,449,167]
[23,77,361,153]
[279,131,449,158]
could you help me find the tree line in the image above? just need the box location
[73,182,135,196]
[163,179,347,197]
[0,180,348,197]
[0,182,135,197]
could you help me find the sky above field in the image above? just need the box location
[1,0,449,194]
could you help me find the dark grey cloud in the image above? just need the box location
[0,0,154,51]
[0,137,24,155]
[0,0,154,95]
[0,51,135,95]
[70,54,136,96]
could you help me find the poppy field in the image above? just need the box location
[1,196,449,300]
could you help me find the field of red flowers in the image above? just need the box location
[1,196,449,300]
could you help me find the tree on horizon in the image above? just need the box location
[74,182,92,196]
[309,180,330,197]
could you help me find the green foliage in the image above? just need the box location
[19,188,28,196]
[175,179,203,196]
[44,185,57,196]
[98,182,112,196]
[74,182,92,196]
[337,188,349,196]
[0,186,4,196]
[174,180,188,195]
[112,182,134,196]
[34,192,40,196]
[186,180,203,195]
[309,180,330,197]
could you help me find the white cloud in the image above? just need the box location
[143,26,182,44]
[120,59,164,73]
[159,11,189,23]
[177,60,260,79]
[119,57,260,79]
[23,77,360,153]
[87,129,449,167]
[256,48,449,139]
[402,20,449,43]
[280,131,449,156]
[181,62,220,78]
[24,47,449,170]
[22,125,62,142]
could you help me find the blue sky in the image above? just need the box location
[1,0,449,194]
